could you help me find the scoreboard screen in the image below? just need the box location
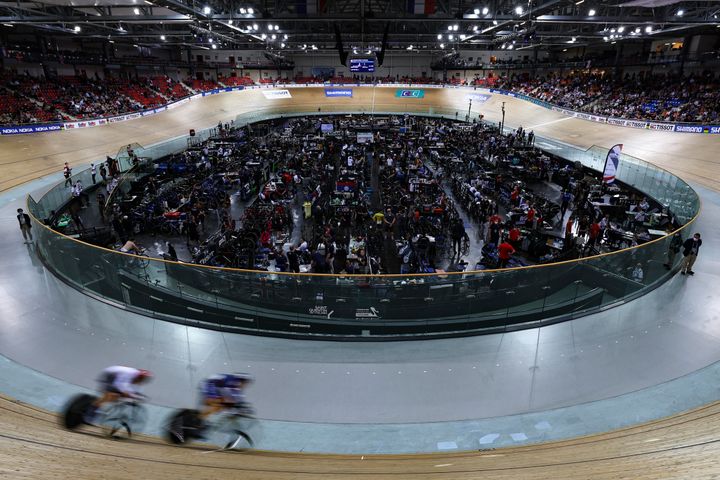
[349,58,376,72]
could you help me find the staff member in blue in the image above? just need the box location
[680,233,702,276]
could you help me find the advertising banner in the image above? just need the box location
[603,144,623,184]
[465,93,491,103]
[262,89,292,99]
[0,123,63,135]
[395,89,425,98]
[325,88,353,97]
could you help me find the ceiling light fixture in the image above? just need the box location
[618,26,625,33]
[440,43,445,49]
[482,6,489,14]
[645,25,652,33]
[515,6,523,15]
[588,9,596,16]
[437,34,442,39]
[74,25,81,32]
[676,9,684,16]
[160,34,165,40]
[133,7,140,14]
[474,8,480,14]
[203,6,211,14]
[247,7,254,14]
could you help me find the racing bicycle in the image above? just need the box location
[164,406,257,450]
[61,394,148,439]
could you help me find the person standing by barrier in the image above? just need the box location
[63,162,72,187]
[16,208,33,243]
[680,233,702,276]
[664,232,683,270]
[91,163,97,184]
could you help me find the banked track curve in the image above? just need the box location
[4,394,720,479]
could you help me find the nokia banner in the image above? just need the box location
[1,123,63,135]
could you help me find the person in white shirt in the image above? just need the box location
[85,366,152,423]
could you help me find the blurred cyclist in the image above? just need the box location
[85,365,152,423]
[199,373,253,420]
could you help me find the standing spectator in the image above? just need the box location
[565,216,575,250]
[63,162,72,187]
[560,189,572,222]
[588,219,601,248]
[680,233,702,275]
[664,232,683,269]
[497,240,516,268]
[450,219,466,257]
[96,191,106,222]
[100,163,108,183]
[166,242,178,261]
[287,245,300,273]
[16,208,33,243]
[91,163,97,184]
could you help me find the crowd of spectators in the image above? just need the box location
[498,70,720,123]
[2,68,720,125]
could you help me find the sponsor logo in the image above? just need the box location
[607,118,627,127]
[1,124,62,134]
[355,307,381,319]
[262,89,292,99]
[674,125,704,133]
[647,123,676,132]
[710,126,720,134]
[466,93,491,103]
[308,305,334,318]
[325,88,353,97]
[395,89,425,98]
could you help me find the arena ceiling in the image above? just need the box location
[0,0,718,52]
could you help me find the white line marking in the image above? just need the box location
[529,116,574,128]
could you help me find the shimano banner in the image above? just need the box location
[325,88,353,97]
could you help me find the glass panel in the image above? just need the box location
[26,108,701,337]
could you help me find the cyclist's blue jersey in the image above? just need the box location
[200,374,246,404]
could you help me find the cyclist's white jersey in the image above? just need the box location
[102,365,141,396]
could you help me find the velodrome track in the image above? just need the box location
[5,393,720,479]
[2,86,720,478]
[1,86,719,191]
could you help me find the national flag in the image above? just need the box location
[603,144,622,184]
[407,0,436,14]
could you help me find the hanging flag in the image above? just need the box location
[407,0,436,14]
[602,144,623,184]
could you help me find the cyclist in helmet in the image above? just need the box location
[86,366,152,423]
[199,373,253,420]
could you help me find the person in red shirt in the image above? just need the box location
[508,225,521,248]
[588,220,601,246]
[497,240,516,268]
[510,186,520,206]
[526,205,535,227]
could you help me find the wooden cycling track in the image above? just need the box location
[1,86,719,192]
[4,394,720,479]
[1,86,720,478]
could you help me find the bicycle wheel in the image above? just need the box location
[61,394,97,430]
[165,409,202,445]
[102,403,147,438]
[219,415,258,450]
